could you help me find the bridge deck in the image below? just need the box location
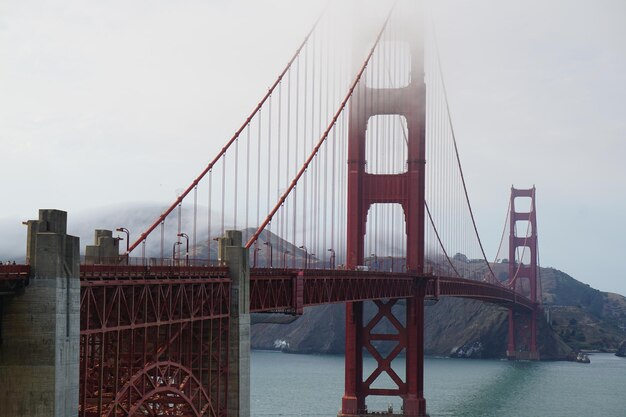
[2,264,534,311]
[249,268,535,313]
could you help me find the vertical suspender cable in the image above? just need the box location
[268,95,273,265]
[234,137,239,230]
[245,125,250,234]
[208,170,212,259]
[285,70,292,256]
[221,155,226,236]
[257,109,262,231]
[160,221,165,264]
[177,203,182,260]
[193,186,197,258]
[293,57,300,267]
[277,84,282,249]
[303,41,309,256]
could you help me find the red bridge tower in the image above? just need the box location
[507,186,540,360]
[341,4,428,416]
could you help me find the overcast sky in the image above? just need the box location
[1,0,625,295]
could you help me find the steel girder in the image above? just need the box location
[250,269,419,313]
[250,268,535,313]
[79,267,230,417]
[426,276,536,312]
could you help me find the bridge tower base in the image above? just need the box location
[0,209,80,417]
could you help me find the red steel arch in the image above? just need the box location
[106,361,213,417]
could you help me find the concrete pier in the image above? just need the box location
[219,230,251,417]
[84,229,120,263]
[0,209,80,417]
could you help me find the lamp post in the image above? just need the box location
[264,241,273,268]
[253,242,261,268]
[116,227,130,253]
[177,233,189,265]
[328,248,336,269]
[282,250,290,268]
[299,245,308,269]
[172,241,182,265]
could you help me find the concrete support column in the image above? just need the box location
[0,209,80,417]
[219,230,250,417]
[84,229,120,264]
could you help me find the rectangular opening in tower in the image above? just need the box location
[365,115,408,175]
[514,220,533,238]
[512,245,533,266]
[513,196,533,213]
[364,203,407,272]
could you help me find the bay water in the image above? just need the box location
[251,350,625,417]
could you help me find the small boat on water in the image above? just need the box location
[576,352,591,363]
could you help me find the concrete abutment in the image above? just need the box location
[0,209,80,417]
[219,230,251,417]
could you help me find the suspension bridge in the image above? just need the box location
[0,2,542,416]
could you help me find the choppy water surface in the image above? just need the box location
[251,350,626,417]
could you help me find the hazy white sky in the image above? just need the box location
[1,0,625,294]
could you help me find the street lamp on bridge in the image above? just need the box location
[116,227,130,253]
[299,245,308,269]
[263,241,273,268]
[370,253,378,271]
[253,242,261,268]
[328,248,336,269]
[177,233,189,265]
[172,241,182,265]
[282,250,290,268]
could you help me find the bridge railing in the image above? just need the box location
[0,264,29,292]
[0,263,29,279]
[80,260,229,280]
[81,255,221,267]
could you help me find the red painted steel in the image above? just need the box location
[250,269,421,312]
[81,264,229,280]
[79,266,230,417]
[507,187,540,360]
[71,261,535,417]
[343,4,427,414]
[0,264,29,292]
[425,276,535,311]
[0,263,30,279]
[249,269,535,313]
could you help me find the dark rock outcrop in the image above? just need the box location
[251,297,573,360]
[617,340,626,357]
